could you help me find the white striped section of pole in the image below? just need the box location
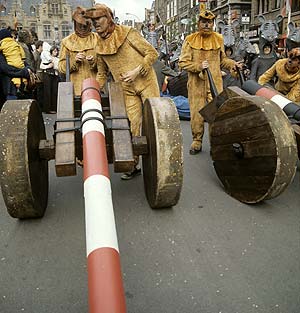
[81,78,126,313]
[242,80,300,122]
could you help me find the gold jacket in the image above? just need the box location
[95,25,158,90]
[58,32,99,96]
[258,58,300,103]
[179,31,235,94]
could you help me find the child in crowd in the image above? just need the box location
[0,28,30,89]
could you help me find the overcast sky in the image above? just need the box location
[95,0,154,22]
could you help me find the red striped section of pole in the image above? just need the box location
[81,78,126,313]
[242,80,300,122]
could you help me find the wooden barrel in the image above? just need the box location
[210,95,297,203]
[167,71,188,98]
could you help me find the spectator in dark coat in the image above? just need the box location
[249,43,277,85]
[152,59,179,93]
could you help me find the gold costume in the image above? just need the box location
[58,32,98,96]
[179,31,235,150]
[258,58,300,103]
[95,25,160,137]
[58,6,98,96]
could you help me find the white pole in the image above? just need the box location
[286,0,292,35]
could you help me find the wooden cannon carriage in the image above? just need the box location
[0,79,183,219]
[200,70,299,204]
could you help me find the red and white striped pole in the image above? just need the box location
[242,80,300,122]
[81,78,126,313]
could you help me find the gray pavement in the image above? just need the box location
[0,116,299,313]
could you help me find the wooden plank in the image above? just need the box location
[211,124,273,146]
[213,156,277,176]
[211,108,269,137]
[213,97,258,122]
[211,138,276,161]
[222,175,274,203]
[55,82,76,177]
[108,82,134,173]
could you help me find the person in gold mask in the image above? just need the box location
[85,3,160,180]
[258,47,300,103]
[58,6,99,96]
[179,10,240,154]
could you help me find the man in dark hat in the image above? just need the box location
[85,3,160,180]
[258,47,300,103]
[179,10,240,154]
[250,42,277,84]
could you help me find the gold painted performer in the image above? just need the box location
[58,6,98,96]
[85,3,160,180]
[179,10,239,154]
[258,47,300,104]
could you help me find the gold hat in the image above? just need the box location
[199,10,215,20]
[72,6,89,25]
[84,4,114,20]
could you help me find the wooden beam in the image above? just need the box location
[55,82,76,176]
[108,82,135,173]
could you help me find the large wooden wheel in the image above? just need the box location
[210,95,297,204]
[142,97,183,209]
[0,99,48,218]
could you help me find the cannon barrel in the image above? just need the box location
[236,66,245,86]
[242,80,300,122]
[203,68,218,99]
[81,78,126,313]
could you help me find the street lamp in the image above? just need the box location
[125,12,140,28]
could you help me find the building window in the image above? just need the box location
[174,0,177,16]
[191,0,197,8]
[272,0,280,9]
[292,0,300,12]
[30,23,36,33]
[61,23,69,38]
[0,5,6,16]
[52,3,59,15]
[30,6,36,16]
[265,1,269,12]
[44,24,51,39]
[258,0,271,14]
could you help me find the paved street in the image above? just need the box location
[0,115,299,313]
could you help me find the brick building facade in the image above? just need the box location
[153,0,300,43]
